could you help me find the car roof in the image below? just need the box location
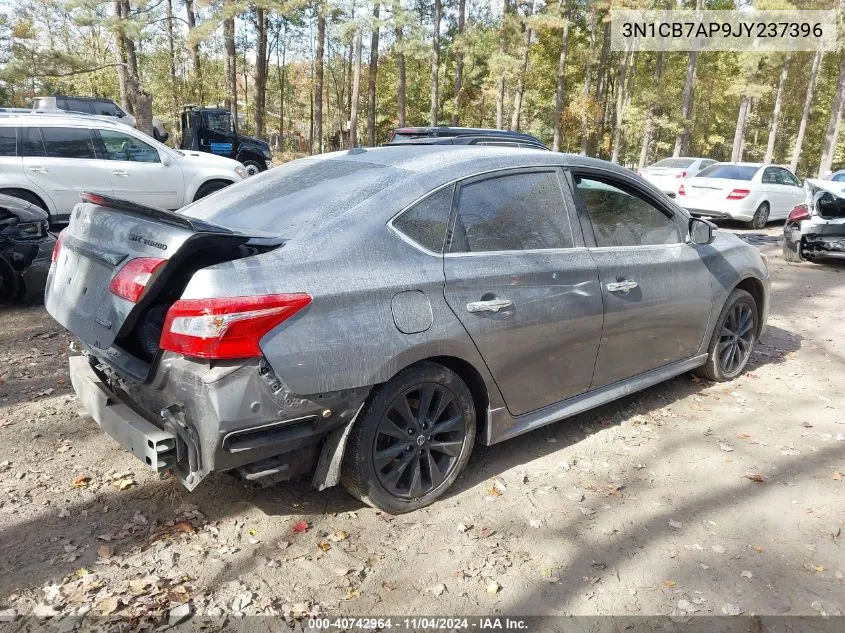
[49,95,113,102]
[0,111,130,128]
[392,126,542,143]
[308,145,636,181]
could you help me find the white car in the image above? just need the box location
[640,157,716,195]
[676,162,805,229]
[0,112,247,224]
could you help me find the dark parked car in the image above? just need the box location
[180,106,272,175]
[783,178,845,263]
[0,193,55,303]
[387,126,548,150]
[45,146,769,513]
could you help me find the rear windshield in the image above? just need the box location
[696,164,759,180]
[650,158,695,169]
[180,158,398,236]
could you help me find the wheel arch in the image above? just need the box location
[191,178,235,202]
[0,188,54,216]
[311,354,494,492]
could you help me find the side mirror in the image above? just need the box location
[160,153,172,167]
[689,217,716,245]
[160,132,170,143]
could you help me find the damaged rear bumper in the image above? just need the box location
[786,217,845,260]
[69,351,369,491]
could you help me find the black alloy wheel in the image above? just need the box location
[341,362,476,514]
[718,302,755,375]
[374,383,465,499]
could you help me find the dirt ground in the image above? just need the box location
[0,224,843,627]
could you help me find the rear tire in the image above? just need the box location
[746,202,770,229]
[694,288,758,382]
[193,180,231,202]
[341,362,476,514]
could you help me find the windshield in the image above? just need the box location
[181,158,401,236]
[650,158,696,169]
[695,164,759,180]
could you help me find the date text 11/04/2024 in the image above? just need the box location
[307,617,530,630]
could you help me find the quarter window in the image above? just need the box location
[450,171,573,253]
[99,130,160,163]
[574,176,681,247]
[41,127,96,159]
[393,185,454,253]
[0,127,16,157]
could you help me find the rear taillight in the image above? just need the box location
[678,184,686,196]
[787,204,811,222]
[109,257,166,303]
[675,170,687,179]
[727,189,750,200]
[51,229,66,263]
[159,294,312,360]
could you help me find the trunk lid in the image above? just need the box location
[683,177,745,200]
[45,194,282,356]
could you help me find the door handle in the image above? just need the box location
[606,280,638,293]
[28,166,47,173]
[466,298,513,313]
[112,170,129,177]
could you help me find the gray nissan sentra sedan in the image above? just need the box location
[45,146,770,513]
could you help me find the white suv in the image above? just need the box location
[0,112,247,223]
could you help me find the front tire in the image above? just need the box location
[341,362,476,514]
[242,159,265,176]
[694,288,758,382]
[747,202,770,229]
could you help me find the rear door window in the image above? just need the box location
[392,185,454,253]
[450,170,573,253]
[65,99,93,114]
[573,176,682,247]
[762,167,782,185]
[41,127,97,159]
[20,128,46,157]
[0,127,17,157]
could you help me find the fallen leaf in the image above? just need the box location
[329,530,349,541]
[804,563,824,573]
[316,541,331,552]
[456,523,471,533]
[382,581,397,591]
[97,545,113,559]
[292,520,310,534]
[429,583,446,596]
[479,527,494,539]
[663,579,677,588]
[832,471,843,481]
[751,545,765,553]
[173,521,195,533]
[97,596,119,615]
[113,477,135,490]
[486,581,501,594]
[71,474,91,488]
[741,570,753,579]
[744,473,766,483]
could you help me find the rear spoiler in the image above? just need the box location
[79,192,234,234]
